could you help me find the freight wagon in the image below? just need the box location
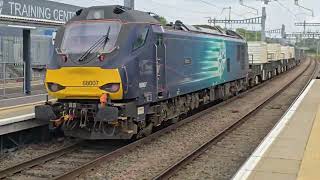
[248,42,300,85]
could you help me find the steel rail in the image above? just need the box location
[54,60,311,180]
[152,59,316,180]
[0,141,82,179]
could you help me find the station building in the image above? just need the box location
[0,0,81,65]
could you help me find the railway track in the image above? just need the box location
[152,58,318,179]
[54,60,312,179]
[0,140,126,179]
[0,60,312,180]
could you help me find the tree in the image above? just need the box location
[236,28,261,41]
[158,16,167,26]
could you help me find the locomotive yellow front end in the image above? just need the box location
[45,67,123,100]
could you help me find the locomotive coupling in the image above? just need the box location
[96,93,120,124]
[100,93,108,107]
[35,100,120,128]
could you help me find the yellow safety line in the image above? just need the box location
[297,105,320,180]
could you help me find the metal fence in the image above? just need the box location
[0,29,52,97]
[0,62,24,96]
[0,62,46,97]
[0,35,52,65]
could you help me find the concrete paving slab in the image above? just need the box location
[247,171,296,180]
[0,105,35,119]
[254,158,301,174]
[233,80,320,180]
[264,138,306,160]
[297,106,320,180]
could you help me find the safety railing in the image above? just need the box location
[0,62,46,97]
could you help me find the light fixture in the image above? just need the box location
[7,25,37,29]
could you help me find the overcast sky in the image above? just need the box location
[50,0,319,36]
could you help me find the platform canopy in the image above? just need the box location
[0,0,81,27]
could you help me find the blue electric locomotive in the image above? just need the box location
[35,5,248,139]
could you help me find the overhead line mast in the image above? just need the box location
[260,0,268,41]
[266,24,286,39]
[210,0,268,41]
[294,0,314,17]
[124,0,134,9]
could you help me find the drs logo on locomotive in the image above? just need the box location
[82,81,99,86]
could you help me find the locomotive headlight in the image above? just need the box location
[100,83,120,93]
[47,83,65,92]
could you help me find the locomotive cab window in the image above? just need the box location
[61,21,121,54]
[133,27,149,51]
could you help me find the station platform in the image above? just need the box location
[0,80,43,89]
[0,95,53,135]
[0,93,49,109]
[0,81,46,101]
[233,79,320,180]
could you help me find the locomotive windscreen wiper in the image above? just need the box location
[78,26,111,62]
